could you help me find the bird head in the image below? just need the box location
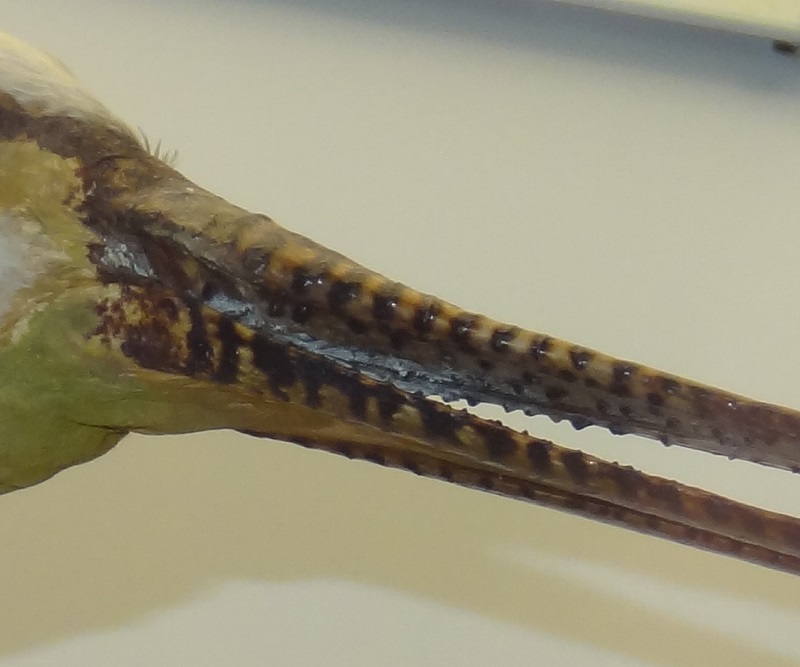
[2,31,800,573]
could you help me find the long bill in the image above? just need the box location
[1,34,800,574]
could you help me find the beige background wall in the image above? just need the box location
[3,1,800,665]
[551,0,800,40]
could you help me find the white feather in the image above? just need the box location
[0,32,133,135]
[0,212,49,326]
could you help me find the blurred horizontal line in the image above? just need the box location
[547,0,800,42]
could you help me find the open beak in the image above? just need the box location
[2,31,800,574]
